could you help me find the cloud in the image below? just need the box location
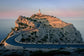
[43,8,84,17]
[0,9,33,19]
[0,8,84,19]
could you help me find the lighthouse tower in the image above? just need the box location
[37,9,42,15]
[39,9,41,14]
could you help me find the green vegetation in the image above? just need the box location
[35,35,38,38]
[41,38,47,42]
[26,38,31,42]
[33,20,37,22]
[40,35,48,42]
[47,50,71,55]
[44,35,48,39]
[60,38,63,41]
[32,37,35,40]
[75,32,77,35]
[26,17,31,20]
[75,49,84,53]
[18,22,28,26]
[31,31,37,35]
[30,50,46,56]
[21,38,25,42]
[64,31,69,35]
[61,28,63,30]
[26,17,37,22]
[60,32,64,37]
[37,41,42,43]
[30,50,71,56]
[3,53,23,56]
[21,34,24,37]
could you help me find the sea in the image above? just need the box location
[0,19,16,42]
[0,17,84,42]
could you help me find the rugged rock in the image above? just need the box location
[14,13,83,43]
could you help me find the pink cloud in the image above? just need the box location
[44,9,84,17]
[0,9,33,19]
[0,9,84,19]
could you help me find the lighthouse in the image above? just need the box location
[39,9,41,14]
[37,9,42,15]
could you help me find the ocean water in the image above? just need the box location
[0,19,16,42]
[0,17,84,42]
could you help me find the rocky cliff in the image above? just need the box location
[14,13,83,43]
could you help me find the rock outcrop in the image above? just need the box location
[14,13,83,43]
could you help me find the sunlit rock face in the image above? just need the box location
[31,14,71,28]
[15,14,83,43]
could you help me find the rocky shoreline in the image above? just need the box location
[0,45,84,56]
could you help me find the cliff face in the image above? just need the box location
[14,14,83,43]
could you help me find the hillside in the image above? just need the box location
[13,12,83,44]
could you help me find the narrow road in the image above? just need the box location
[6,24,84,48]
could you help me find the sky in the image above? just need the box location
[0,0,84,41]
[0,0,84,19]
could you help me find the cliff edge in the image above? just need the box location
[13,13,83,44]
